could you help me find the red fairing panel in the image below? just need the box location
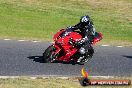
[52,28,102,62]
[92,32,103,45]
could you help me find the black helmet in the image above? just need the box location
[80,15,90,26]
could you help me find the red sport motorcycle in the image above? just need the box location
[43,28,102,64]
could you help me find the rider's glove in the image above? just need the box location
[69,38,81,47]
[74,39,85,47]
[69,38,75,45]
[69,38,85,47]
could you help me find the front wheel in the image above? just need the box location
[43,45,56,63]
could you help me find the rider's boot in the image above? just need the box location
[77,56,84,63]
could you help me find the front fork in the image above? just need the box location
[52,44,61,55]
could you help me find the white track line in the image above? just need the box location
[0,76,19,79]
[32,41,41,43]
[117,46,124,48]
[0,76,114,79]
[2,39,127,48]
[4,39,11,41]
[91,76,114,79]
[18,40,26,42]
[30,77,37,79]
[101,45,110,46]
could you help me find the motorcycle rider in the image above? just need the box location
[69,15,95,63]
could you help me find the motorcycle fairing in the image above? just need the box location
[52,28,102,62]
[53,28,82,62]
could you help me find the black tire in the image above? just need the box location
[43,45,55,63]
[84,46,94,62]
[88,46,94,58]
[80,45,94,63]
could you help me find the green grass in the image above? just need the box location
[0,77,131,88]
[0,0,132,45]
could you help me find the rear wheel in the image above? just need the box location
[43,45,56,63]
[78,46,94,63]
[87,46,94,58]
[85,46,94,62]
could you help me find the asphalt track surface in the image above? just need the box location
[0,40,132,76]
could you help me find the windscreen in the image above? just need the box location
[58,28,73,38]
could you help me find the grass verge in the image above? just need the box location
[0,76,131,88]
[0,0,132,46]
